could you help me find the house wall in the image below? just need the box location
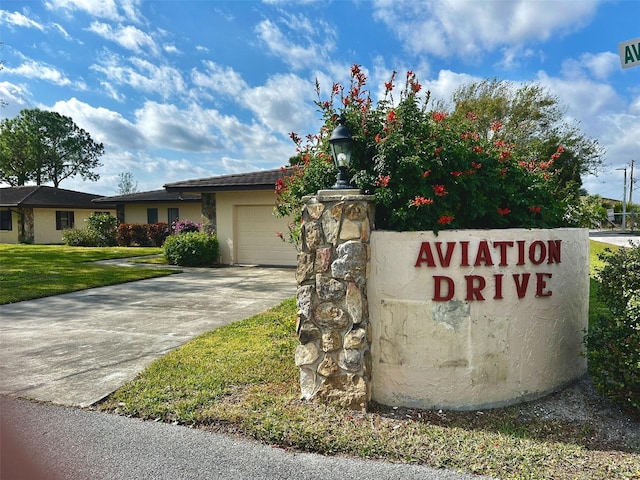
[33,207,116,244]
[216,190,295,265]
[0,208,20,243]
[123,203,201,225]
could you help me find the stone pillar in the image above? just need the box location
[201,193,216,234]
[295,189,375,411]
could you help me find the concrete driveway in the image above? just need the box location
[0,265,296,407]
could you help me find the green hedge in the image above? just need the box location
[163,232,219,267]
[585,243,640,413]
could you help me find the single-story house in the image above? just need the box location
[164,168,297,266]
[93,190,202,226]
[0,185,116,244]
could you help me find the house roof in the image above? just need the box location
[163,167,292,193]
[93,190,201,204]
[0,185,113,209]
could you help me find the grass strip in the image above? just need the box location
[0,244,177,304]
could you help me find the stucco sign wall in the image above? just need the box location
[368,228,589,410]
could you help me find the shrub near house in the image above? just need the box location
[163,221,218,267]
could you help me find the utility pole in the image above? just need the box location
[629,160,635,232]
[615,167,627,232]
[629,159,634,206]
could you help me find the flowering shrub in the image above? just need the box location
[116,223,169,247]
[171,219,201,235]
[275,65,577,235]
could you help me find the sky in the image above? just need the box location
[1,0,638,201]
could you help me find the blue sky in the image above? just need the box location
[1,0,638,200]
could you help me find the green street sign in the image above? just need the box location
[619,37,640,69]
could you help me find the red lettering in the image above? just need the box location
[435,242,456,267]
[460,241,470,266]
[415,242,435,267]
[465,275,486,301]
[433,276,455,301]
[529,240,546,265]
[513,273,531,298]
[547,240,561,264]
[517,240,526,265]
[536,273,553,297]
[474,240,494,266]
[493,241,513,266]
[493,274,504,299]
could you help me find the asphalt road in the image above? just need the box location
[1,396,493,480]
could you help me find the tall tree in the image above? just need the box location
[449,79,604,195]
[0,108,104,187]
[117,171,138,194]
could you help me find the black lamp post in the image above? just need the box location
[329,114,353,189]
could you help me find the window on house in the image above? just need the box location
[56,211,75,230]
[147,208,158,224]
[0,210,12,230]
[168,208,179,225]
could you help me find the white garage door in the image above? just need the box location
[236,205,297,266]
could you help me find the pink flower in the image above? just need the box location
[432,112,447,122]
[497,207,511,215]
[433,184,448,197]
[376,175,390,187]
[437,215,454,225]
[410,196,434,207]
[491,121,503,131]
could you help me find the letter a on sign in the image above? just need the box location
[618,37,640,69]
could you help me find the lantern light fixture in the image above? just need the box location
[329,114,354,189]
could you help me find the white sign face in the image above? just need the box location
[619,37,640,69]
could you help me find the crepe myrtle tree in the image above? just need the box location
[275,65,602,240]
[0,108,104,187]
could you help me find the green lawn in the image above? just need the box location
[0,244,177,304]
[97,240,638,480]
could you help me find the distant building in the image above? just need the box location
[0,185,115,244]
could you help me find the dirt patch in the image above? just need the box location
[371,375,639,452]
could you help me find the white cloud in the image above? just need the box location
[0,81,30,118]
[91,52,186,99]
[4,60,73,87]
[191,61,248,97]
[52,22,71,40]
[255,15,336,69]
[561,52,619,81]
[52,97,146,149]
[242,73,317,136]
[44,0,142,22]
[163,44,181,55]
[423,69,480,106]
[134,102,224,152]
[88,22,159,56]
[372,0,600,60]
[0,10,45,30]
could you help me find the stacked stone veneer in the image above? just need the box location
[295,190,375,410]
